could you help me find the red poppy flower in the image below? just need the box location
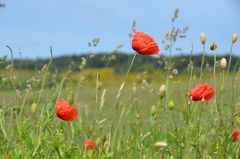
[186,83,214,101]
[56,100,78,121]
[84,139,96,150]
[232,130,240,142]
[132,32,160,55]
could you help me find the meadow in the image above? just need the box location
[1,36,240,159]
[0,9,240,157]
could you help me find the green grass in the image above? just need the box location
[1,62,240,159]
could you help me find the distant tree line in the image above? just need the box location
[1,52,239,74]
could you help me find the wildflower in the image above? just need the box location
[132,32,160,55]
[210,42,217,51]
[168,100,175,110]
[200,32,206,45]
[154,141,168,148]
[172,69,178,75]
[84,139,97,150]
[56,100,78,121]
[219,58,227,69]
[232,33,238,44]
[232,130,240,142]
[186,83,214,101]
[159,84,166,99]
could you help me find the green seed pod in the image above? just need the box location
[236,118,240,127]
[151,105,157,116]
[220,85,225,94]
[180,143,185,148]
[210,42,217,51]
[96,137,102,145]
[168,100,175,110]
[136,113,140,119]
[31,102,37,113]
[232,32,238,44]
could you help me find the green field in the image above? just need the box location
[1,1,240,158]
[1,57,240,159]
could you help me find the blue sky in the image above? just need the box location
[0,0,239,58]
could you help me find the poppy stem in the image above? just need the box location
[116,53,137,100]
[230,55,240,128]
[0,119,8,140]
[6,45,14,81]
[227,43,233,76]
[124,53,137,81]
[220,69,225,122]
[55,147,63,159]
[36,47,53,105]
[213,49,221,123]
[199,44,205,81]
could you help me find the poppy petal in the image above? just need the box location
[132,32,160,55]
[56,100,78,121]
[232,130,240,142]
[84,139,97,150]
[188,83,214,101]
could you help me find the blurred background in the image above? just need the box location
[0,0,240,58]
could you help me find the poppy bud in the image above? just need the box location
[200,32,206,45]
[220,85,225,94]
[95,137,102,145]
[31,102,37,113]
[180,143,185,148]
[236,118,240,127]
[168,100,175,110]
[151,105,157,116]
[210,42,217,51]
[159,84,166,99]
[219,58,227,69]
[154,141,168,148]
[136,113,140,119]
[232,32,238,44]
